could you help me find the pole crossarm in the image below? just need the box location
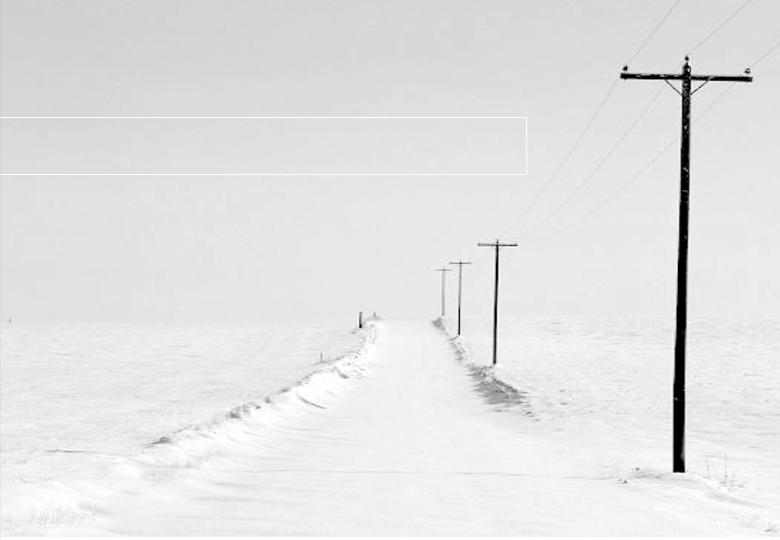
[690,74,752,82]
[621,72,685,80]
[620,72,752,82]
[477,242,519,248]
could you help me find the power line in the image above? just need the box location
[515,4,766,242]
[513,85,665,240]
[496,79,619,238]
[689,0,755,54]
[748,37,780,67]
[625,0,685,66]
[523,32,780,245]
[493,0,684,240]
[526,137,678,244]
[526,80,740,245]
[450,4,771,289]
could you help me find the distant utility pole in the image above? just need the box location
[449,260,472,336]
[621,57,752,474]
[434,267,452,318]
[477,239,518,366]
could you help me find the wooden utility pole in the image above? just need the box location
[449,260,472,336]
[477,240,518,365]
[620,56,752,473]
[434,267,452,318]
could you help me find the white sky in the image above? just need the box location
[1,0,778,325]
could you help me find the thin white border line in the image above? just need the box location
[0,173,527,176]
[1,117,528,175]
[524,116,529,175]
[0,116,528,120]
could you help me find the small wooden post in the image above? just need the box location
[359,311,363,329]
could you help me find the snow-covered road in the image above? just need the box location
[72,321,769,535]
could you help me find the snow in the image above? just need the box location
[0,322,367,534]
[439,314,780,534]
[2,318,776,535]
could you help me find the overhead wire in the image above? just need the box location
[513,85,665,240]
[493,79,619,240]
[441,2,777,324]
[453,0,682,275]
[522,30,780,245]
[625,0,685,67]
[688,0,755,54]
[523,81,737,244]
[454,0,685,271]
[488,0,685,244]
[506,7,775,245]
[447,1,771,274]
[747,36,780,68]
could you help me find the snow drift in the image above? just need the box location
[1,321,380,535]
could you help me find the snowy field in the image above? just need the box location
[440,314,780,531]
[1,316,778,535]
[0,322,369,534]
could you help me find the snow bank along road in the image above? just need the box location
[67,321,771,535]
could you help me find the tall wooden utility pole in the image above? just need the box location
[620,57,752,473]
[434,267,452,318]
[449,260,472,336]
[477,240,518,365]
